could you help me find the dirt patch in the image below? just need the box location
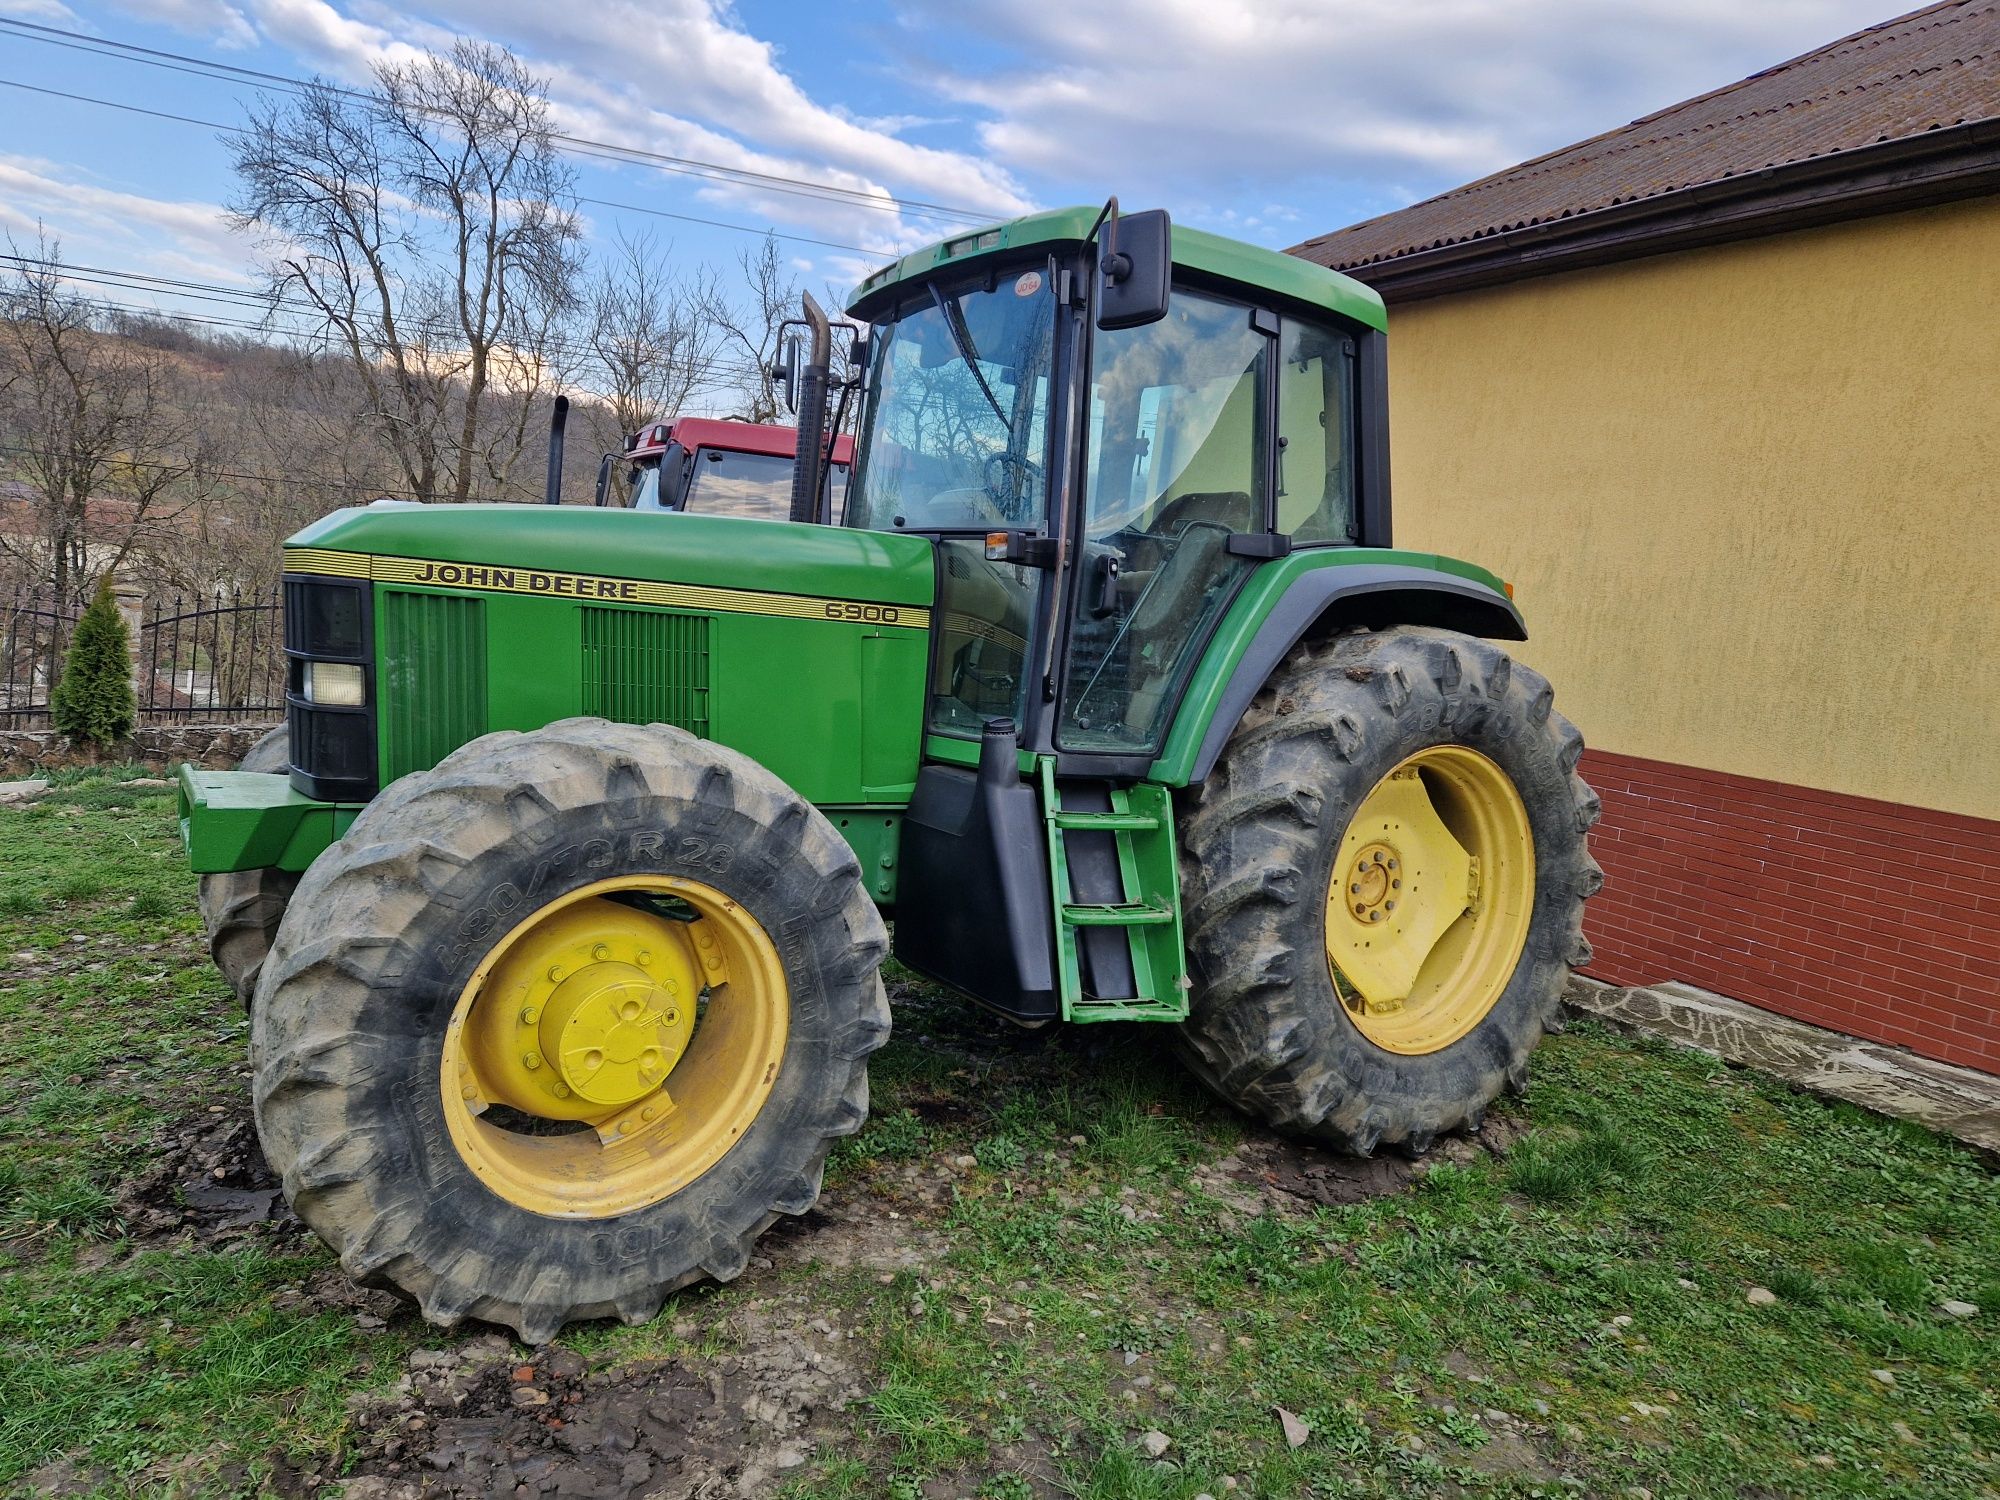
[761,1194,947,1274]
[335,1298,866,1499]
[116,1101,303,1248]
[1457,1424,1562,1482]
[1234,1134,1422,1207]
[1214,1111,1531,1212]
[21,1455,118,1497]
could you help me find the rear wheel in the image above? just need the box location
[250,719,889,1340]
[1177,626,1601,1154]
[198,726,296,1007]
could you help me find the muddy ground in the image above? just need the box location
[56,1083,1526,1500]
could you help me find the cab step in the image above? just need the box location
[1061,900,1174,926]
[1038,758,1189,1024]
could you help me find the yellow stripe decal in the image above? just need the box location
[284,549,931,630]
[285,547,371,578]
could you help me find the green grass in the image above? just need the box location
[1,770,1995,1496]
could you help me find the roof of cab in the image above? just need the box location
[846,205,1387,332]
[630,417,854,463]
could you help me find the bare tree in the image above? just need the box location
[587,230,723,440]
[0,233,203,602]
[227,40,585,504]
[702,234,797,423]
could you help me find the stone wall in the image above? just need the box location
[0,723,281,778]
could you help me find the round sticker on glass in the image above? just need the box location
[1013,271,1043,297]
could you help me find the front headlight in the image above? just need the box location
[302,661,367,707]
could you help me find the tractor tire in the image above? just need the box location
[198,726,298,1008]
[249,718,889,1342]
[1177,626,1601,1155]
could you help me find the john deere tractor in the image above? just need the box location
[181,203,1599,1341]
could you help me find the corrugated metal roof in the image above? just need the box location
[1293,0,2000,271]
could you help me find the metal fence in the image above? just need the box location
[138,589,285,722]
[0,586,284,730]
[0,589,79,730]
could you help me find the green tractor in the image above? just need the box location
[181,203,1599,1341]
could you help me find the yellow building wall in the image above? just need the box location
[1385,195,2000,821]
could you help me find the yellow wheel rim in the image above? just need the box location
[440,875,788,1218]
[1324,746,1534,1056]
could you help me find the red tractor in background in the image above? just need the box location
[596,416,854,519]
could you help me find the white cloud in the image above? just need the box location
[239,0,430,78]
[220,0,1029,257]
[0,0,80,20]
[0,155,248,289]
[894,0,1900,239]
[95,0,258,48]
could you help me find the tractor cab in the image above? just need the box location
[608,417,852,520]
[821,206,1402,1019]
[835,207,1382,768]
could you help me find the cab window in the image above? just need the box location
[683,450,795,520]
[1276,317,1357,544]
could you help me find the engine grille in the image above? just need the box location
[581,607,710,735]
[378,591,487,782]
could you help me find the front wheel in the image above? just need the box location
[1177,626,1602,1154]
[198,726,296,1007]
[250,719,889,1341]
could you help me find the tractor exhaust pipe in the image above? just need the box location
[787,293,832,526]
[544,394,569,505]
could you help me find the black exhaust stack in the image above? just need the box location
[787,293,832,525]
[544,394,569,505]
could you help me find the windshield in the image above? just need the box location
[846,268,1055,532]
[684,450,793,519]
[678,450,850,521]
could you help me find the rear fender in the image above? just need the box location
[1173,563,1525,786]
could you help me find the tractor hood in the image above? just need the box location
[285,500,935,607]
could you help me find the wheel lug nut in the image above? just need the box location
[636,950,652,966]
[522,1052,542,1070]
[520,1004,539,1024]
[547,965,565,982]
[592,944,611,961]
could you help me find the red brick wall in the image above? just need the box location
[1578,749,2000,1074]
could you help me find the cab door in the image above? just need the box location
[1058,286,1270,756]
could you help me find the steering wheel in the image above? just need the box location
[983,452,1042,521]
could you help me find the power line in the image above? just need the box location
[0,76,898,257]
[7,274,784,388]
[0,17,993,226]
[0,440,420,498]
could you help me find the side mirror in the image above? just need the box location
[848,329,871,388]
[659,445,691,509]
[1096,208,1171,331]
[593,452,615,507]
[769,333,802,415]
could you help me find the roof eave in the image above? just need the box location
[1310,118,2000,302]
